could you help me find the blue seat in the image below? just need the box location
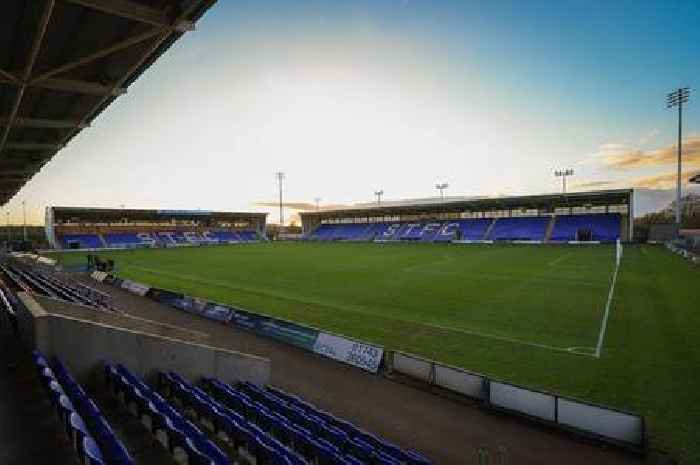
[48,380,65,406]
[406,449,432,465]
[83,436,106,465]
[58,394,76,430]
[70,412,90,454]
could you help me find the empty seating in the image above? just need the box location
[487,217,550,241]
[197,376,431,465]
[105,364,230,465]
[1,263,111,310]
[550,214,620,242]
[103,233,156,248]
[32,351,133,465]
[62,234,103,249]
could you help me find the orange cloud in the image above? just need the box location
[596,136,700,170]
[628,169,700,190]
[574,180,614,189]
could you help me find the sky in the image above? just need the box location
[2,0,699,225]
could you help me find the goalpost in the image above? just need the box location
[595,239,622,358]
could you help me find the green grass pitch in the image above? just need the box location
[52,243,700,463]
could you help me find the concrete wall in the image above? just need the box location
[16,293,271,389]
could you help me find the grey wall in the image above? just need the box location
[17,293,271,389]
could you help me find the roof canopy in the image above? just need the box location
[300,189,633,220]
[49,206,267,223]
[0,0,217,205]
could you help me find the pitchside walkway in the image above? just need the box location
[76,274,643,465]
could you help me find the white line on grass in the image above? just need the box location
[594,256,621,358]
[548,253,572,267]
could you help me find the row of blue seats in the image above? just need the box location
[62,230,260,249]
[160,371,307,465]
[2,263,106,310]
[32,351,132,465]
[309,214,621,242]
[245,383,429,465]
[199,376,429,465]
[105,363,230,465]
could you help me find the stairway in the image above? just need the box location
[482,218,498,240]
[544,216,557,242]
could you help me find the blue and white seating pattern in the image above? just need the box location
[105,363,230,465]
[310,214,621,243]
[63,230,260,249]
[32,351,133,465]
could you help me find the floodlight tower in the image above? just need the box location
[435,183,449,202]
[554,169,574,194]
[276,171,285,227]
[314,197,321,211]
[374,190,384,207]
[667,87,691,225]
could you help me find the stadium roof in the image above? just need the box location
[300,189,634,220]
[0,0,217,206]
[49,206,267,223]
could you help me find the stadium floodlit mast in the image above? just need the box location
[374,190,384,207]
[554,169,574,194]
[276,171,285,227]
[435,183,448,202]
[667,87,691,225]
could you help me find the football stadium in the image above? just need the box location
[1,2,699,465]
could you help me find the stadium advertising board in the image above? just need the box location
[120,279,151,297]
[229,309,319,351]
[313,332,384,373]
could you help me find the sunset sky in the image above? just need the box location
[2,0,699,225]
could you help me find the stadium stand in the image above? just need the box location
[32,351,133,465]
[0,262,112,310]
[62,234,105,249]
[550,214,621,242]
[105,363,230,465]
[308,215,620,243]
[59,229,261,249]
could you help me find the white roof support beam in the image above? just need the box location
[63,0,195,32]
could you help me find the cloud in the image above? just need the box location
[591,136,700,170]
[574,180,614,189]
[639,129,660,145]
[628,168,700,190]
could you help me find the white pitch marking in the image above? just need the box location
[548,253,572,267]
[594,255,621,358]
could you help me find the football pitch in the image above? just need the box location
[53,242,700,463]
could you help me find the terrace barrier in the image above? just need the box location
[388,351,645,451]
